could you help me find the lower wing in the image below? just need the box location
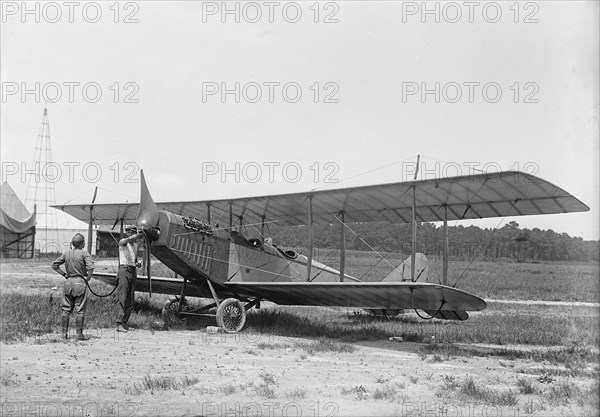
[92,272,211,298]
[93,273,485,320]
[224,281,486,319]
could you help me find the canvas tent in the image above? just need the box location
[1,182,36,259]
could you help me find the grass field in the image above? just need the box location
[1,264,598,349]
[1,257,598,350]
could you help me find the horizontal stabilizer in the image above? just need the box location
[384,253,428,282]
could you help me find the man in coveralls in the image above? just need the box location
[52,233,95,340]
[116,227,145,332]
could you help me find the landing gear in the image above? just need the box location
[216,298,247,333]
[162,297,189,327]
[162,279,254,333]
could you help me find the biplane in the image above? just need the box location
[53,170,589,333]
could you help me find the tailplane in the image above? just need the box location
[383,253,428,282]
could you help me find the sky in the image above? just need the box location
[1,1,598,240]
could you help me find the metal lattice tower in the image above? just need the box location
[25,107,60,254]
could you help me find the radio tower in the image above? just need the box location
[25,107,60,254]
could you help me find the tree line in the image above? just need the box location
[261,221,598,262]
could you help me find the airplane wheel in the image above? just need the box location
[162,298,189,327]
[216,298,246,333]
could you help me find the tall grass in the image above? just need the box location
[2,290,598,351]
[458,376,518,406]
[2,259,598,361]
[0,287,168,343]
[243,306,599,347]
[124,374,199,395]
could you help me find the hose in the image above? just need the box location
[84,277,119,298]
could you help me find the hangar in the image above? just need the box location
[1,182,36,259]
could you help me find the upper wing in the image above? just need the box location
[53,171,589,227]
[224,281,486,313]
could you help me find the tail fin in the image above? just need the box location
[383,253,428,282]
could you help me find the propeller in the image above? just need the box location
[135,170,160,297]
[136,170,159,228]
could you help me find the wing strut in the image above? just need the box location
[411,155,420,281]
[228,203,233,234]
[339,211,346,282]
[206,279,221,307]
[442,204,448,285]
[306,195,313,282]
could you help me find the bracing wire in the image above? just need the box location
[452,214,510,288]
[328,211,397,271]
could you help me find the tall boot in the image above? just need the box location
[61,316,69,340]
[75,316,89,341]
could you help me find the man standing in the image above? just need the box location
[52,233,95,341]
[116,228,145,332]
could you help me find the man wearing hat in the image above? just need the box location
[116,227,145,332]
[52,233,95,340]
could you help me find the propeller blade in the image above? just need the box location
[135,170,158,297]
[135,170,159,228]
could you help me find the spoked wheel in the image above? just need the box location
[162,297,189,327]
[216,298,246,333]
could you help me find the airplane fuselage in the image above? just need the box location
[150,210,357,285]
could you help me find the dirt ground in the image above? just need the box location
[1,261,598,416]
[1,329,597,417]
